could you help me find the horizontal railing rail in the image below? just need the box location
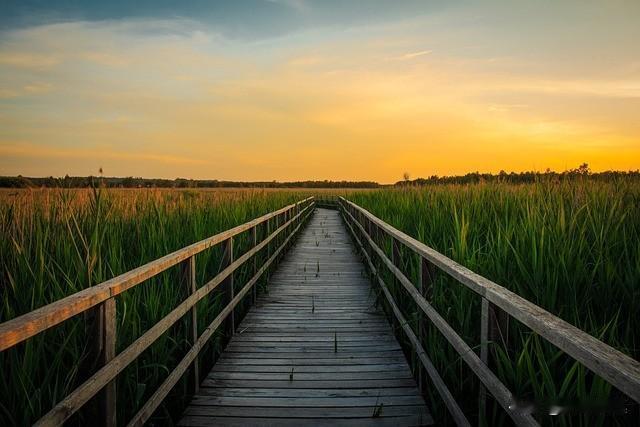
[338,197,640,426]
[0,197,315,427]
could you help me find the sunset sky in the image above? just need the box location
[0,1,638,183]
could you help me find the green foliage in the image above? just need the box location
[349,181,639,426]
[0,188,305,425]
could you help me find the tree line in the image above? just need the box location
[0,175,380,189]
[2,164,638,189]
[396,164,640,186]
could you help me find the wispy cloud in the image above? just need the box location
[397,50,433,60]
[1,5,639,181]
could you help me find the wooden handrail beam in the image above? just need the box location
[127,205,314,427]
[33,200,315,426]
[341,207,469,427]
[0,197,313,352]
[341,202,539,426]
[339,197,640,405]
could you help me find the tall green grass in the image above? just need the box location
[348,180,639,426]
[0,188,307,425]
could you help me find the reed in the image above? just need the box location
[349,179,639,425]
[0,187,307,425]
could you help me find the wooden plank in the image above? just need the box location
[0,197,314,352]
[34,202,316,427]
[179,208,432,426]
[343,214,468,427]
[183,405,427,417]
[211,364,410,373]
[179,415,432,427]
[215,357,410,366]
[126,205,315,427]
[189,395,424,407]
[200,379,418,389]
[343,204,538,426]
[341,197,640,404]
[207,371,413,381]
[102,299,117,427]
[221,237,235,337]
[196,387,420,398]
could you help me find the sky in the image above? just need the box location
[0,1,638,183]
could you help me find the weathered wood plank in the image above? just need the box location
[341,197,640,404]
[343,202,538,426]
[183,405,428,418]
[33,201,315,427]
[188,395,425,407]
[342,211,469,427]
[199,379,418,389]
[211,364,410,373]
[126,207,315,427]
[0,197,314,352]
[196,387,420,398]
[179,208,431,426]
[179,415,433,427]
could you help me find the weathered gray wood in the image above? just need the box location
[102,299,117,427]
[199,379,418,389]
[211,364,410,373]
[0,197,314,352]
[196,387,419,398]
[342,202,538,426]
[188,395,425,407]
[341,197,640,405]
[343,209,469,427]
[83,298,116,427]
[251,225,258,304]
[126,206,314,427]
[182,256,200,394]
[33,201,315,427]
[417,256,433,394]
[221,238,235,337]
[179,415,432,427]
[215,356,410,366]
[185,405,428,417]
[179,208,431,426]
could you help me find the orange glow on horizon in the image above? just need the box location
[1,4,639,183]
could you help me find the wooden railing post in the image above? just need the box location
[222,237,235,337]
[390,237,402,330]
[103,299,117,427]
[84,297,116,427]
[417,256,434,393]
[97,299,117,427]
[181,256,199,394]
[251,225,258,304]
[479,297,510,423]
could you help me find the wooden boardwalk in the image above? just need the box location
[179,208,432,426]
[4,197,638,427]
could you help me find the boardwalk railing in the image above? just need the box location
[339,197,640,426]
[0,197,315,427]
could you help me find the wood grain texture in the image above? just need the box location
[179,208,432,427]
[342,202,539,427]
[340,197,640,405]
[0,198,313,352]
[32,200,315,427]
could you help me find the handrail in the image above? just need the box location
[0,197,315,427]
[338,197,640,424]
[0,197,313,351]
[342,211,471,427]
